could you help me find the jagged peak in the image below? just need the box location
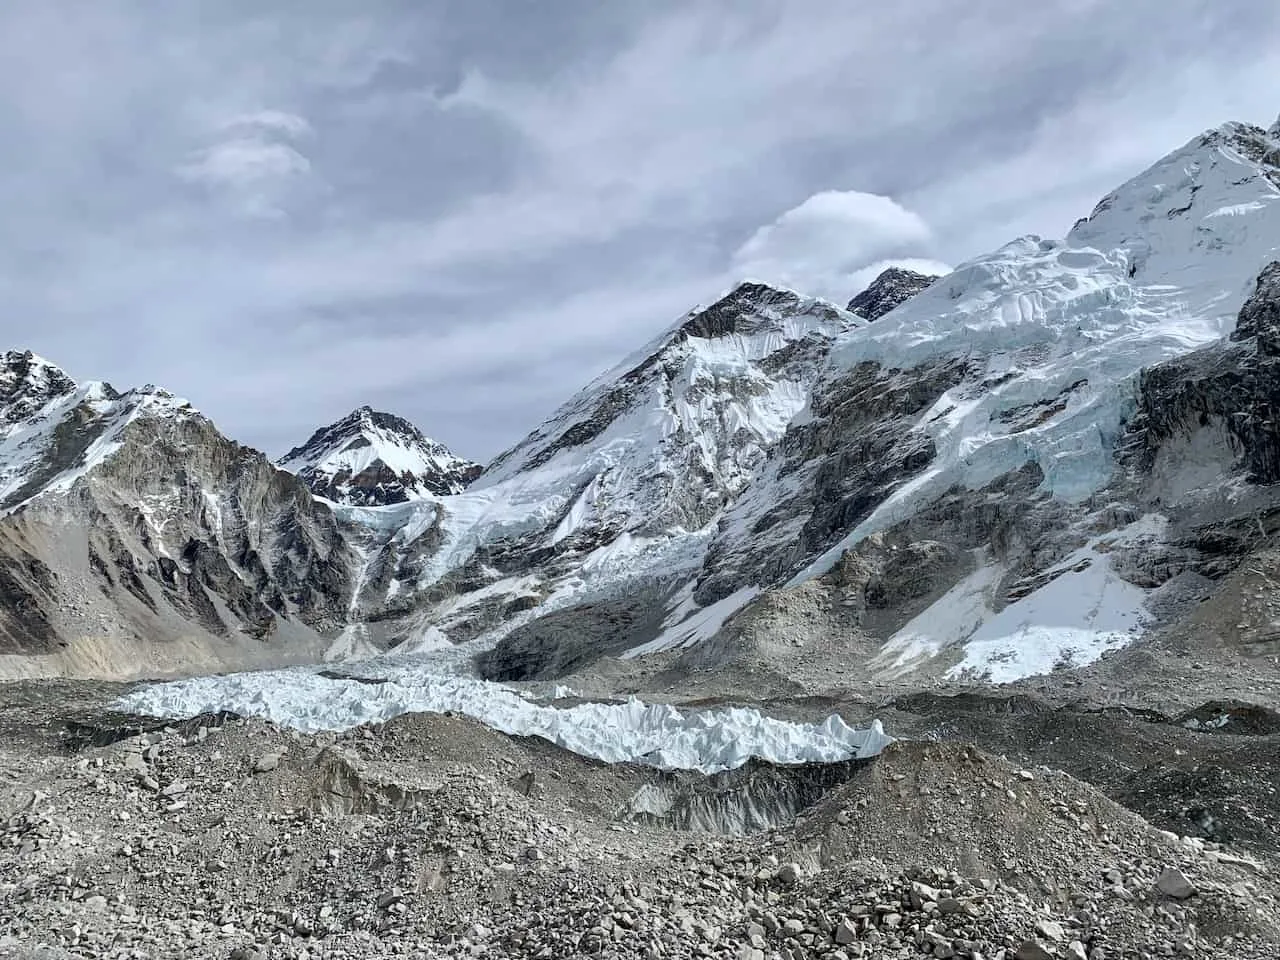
[846,267,940,321]
[341,405,432,442]
[0,349,76,394]
[278,406,480,504]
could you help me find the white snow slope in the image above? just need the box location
[113,658,892,774]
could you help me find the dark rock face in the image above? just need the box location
[694,355,970,605]
[0,539,58,655]
[846,268,939,321]
[1133,262,1280,483]
[475,595,669,682]
[0,350,81,424]
[281,406,481,505]
[87,412,357,632]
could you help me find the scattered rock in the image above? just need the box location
[252,753,281,774]
[1156,867,1197,900]
[1016,940,1057,960]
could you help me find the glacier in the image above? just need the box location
[113,659,892,774]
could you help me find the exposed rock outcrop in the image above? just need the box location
[0,358,357,674]
[845,266,939,320]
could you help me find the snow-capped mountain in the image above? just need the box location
[279,406,481,506]
[651,116,1280,685]
[3,113,1280,690]
[845,266,939,320]
[0,351,356,676]
[341,281,861,659]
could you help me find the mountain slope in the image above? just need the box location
[845,266,939,320]
[0,352,357,677]
[647,117,1280,687]
[279,406,481,505]
[345,282,861,657]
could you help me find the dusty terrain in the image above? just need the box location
[3,657,1280,960]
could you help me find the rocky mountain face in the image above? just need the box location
[2,115,1280,686]
[651,117,1280,687]
[845,266,939,320]
[346,281,862,654]
[0,352,356,677]
[279,406,480,505]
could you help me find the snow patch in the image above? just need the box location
[624,585,760,658]
[943,541,1149,683]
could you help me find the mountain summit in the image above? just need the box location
[1,114,1279,685]
[278,406,481,505]
[845,266,939,320]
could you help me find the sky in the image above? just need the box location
[2,1,1280,462]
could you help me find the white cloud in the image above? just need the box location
[731,191,937,301]
[180,139,310,188]
[176,109,314,218]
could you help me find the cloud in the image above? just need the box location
[730,191,937,301]
[0,1,1278,461]
[177,110,315,218]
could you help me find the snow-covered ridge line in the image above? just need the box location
[279,405,480,505]
[113,664,893,773]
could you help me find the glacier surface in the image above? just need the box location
[114,660,892,774]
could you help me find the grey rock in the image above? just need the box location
[251,754,280,774]
[776,863,803,886]
[834,919,858,944]
[1155,867,1197,900]
[1015,941,1056,960]
[1035,919,1064,942]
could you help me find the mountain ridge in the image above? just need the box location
[0,115,1278,685]
[279,405,481,506]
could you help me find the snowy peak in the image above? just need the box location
[279,406,481,505]
[1066,120,1280,285]
[481,281,858,485]
[0,350,83,425]
[0,352,202,516]
[845,267,940,320]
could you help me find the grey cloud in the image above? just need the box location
[0,1,1278,461]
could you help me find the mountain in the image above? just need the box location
[279,406,481,506]
[0,350,356,677]
[652,116,1280,688]
[2,114,1279,689]
[845,266,939,320]
[347,281,861,658]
